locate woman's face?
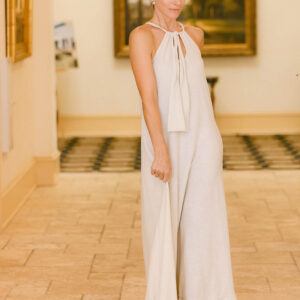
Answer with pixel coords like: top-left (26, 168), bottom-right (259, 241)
top-left (153, 0), bottom-right (185, 19)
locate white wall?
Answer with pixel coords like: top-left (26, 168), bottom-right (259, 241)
top-left (54, 0), bottom-right (300, 116)
top-left (0, 0), bottom-right (57, 190)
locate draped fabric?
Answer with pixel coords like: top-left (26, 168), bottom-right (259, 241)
top-left (167, 31), bottom-right (190, 132)
top-left (146, 21), bottom-right (190, 133)
top-left (139, 21), bottom-right (237, 300)
top-left (144, 22), bottom-right (190, 299)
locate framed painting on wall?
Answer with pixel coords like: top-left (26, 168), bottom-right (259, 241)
top-left (6, 0), bottom-right (32, 62)
top-left (114, 0), bottom-right (256, 57)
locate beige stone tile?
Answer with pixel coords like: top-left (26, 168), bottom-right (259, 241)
top-left (229, 224), bottom-right (282, 247)
top-left (0, 265), bottom-right (91, 281)
top-left (14, 207), bottom-right (60, 218)
top-left (264, 196), bottom-right (293, 211)
top-left (279, 224), bottom-right (300, 242)
top-left (83, 294), bottom-right (119, 300)
top-left (267, 274), bottom-right (300, 293)
top-left (7, 233), bottom-right (101, 244)
top-left (92, 254), bottom-right (144, 273)
top-left (291, 251), bottom-right (300, 270)
top-left (133, 212), bottom-right (141, 228)
top-left (120, 273), bottom-right (146, 300)
top-left (88, 272), bottom-right (124, 281)
top-left (109, 194), bottom-right (139, 205)
top-left (102, 214), bottom-right (135, 229)
top-left (231, 250), bottom-right (294, 264)
top-left (0, 236), bottom-right (9, 249)
top-left (6, 296), bottom-right (82, 300)
top-left (233, 276), bottom-right (270, 293)
top-left (231, 214), bottom-right (248, 223)
top-left (5, 239), bottom-right (67, 250)
top-left (240, 198), bottom-right (270, 210)
top-left (231, 246), bottom-right (257, 253)
top-left (127, 238), bottom-right (143, 259)
top-left (232, 264), bottom-right (300, 278)
top-left (115, 181), bottom-right (140, 194)
top-left (77, 212), bottom-right (109, 225)
top-left (245, 210), bottom-right (300, 225)
top-left (6, 280), bottom-right (50, 298)
top-left (11, 215), bottom-right (76, 226)
top-left (235, 293), bottom-right (265, 300)
top-left (67, 197), bottom-right (111, 209)
top-left (26, 249), bottom-right (94, 267)
top-left (255, 241), bottom-right (300, 252)
top-left (289, 196), bottom-right (300, 211)
top-left (0, 267), bottom-right (22, 281)
top-left (61, 198), bottom-right (111, 211)
top-left (235, 190), bottom-right (270, 201)
top-left (0, 281), bottom-right (15, 298)
top-left (65, 242), bottom-right (129, 255)
top-left (1, 220), bottom-right (49, 234)
top-left (77, 214), bottom-right (135, 229)
top-left (47, 278), bottom-right (122, 298)
top-left (101, 228), bottom-right (141, 243)
top-left (57, 205), bottom-right (108, 216)
top-left (263, 292), bottom-right (300, 300)
top-left (46, 223), bottom-right (104, 234)
top-left (0, 248), bottom-right (32, 266)
top-left (109, 202), bottom-right (140, 214)
top-left (227, 204), bottom-right (270, 218)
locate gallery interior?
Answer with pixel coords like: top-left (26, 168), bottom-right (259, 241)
top-left (0, 0), bottom-right (299, 299)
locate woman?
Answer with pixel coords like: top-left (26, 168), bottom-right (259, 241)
top-left (129, 0), bottom-right (237, 299)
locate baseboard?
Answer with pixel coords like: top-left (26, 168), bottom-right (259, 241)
top-left (35, 150), bottom-right (61, 186)
top-left (57, 113), bottom-right (300, 137)
top-left (0, 151), bottom-right (60, 230)
top-left (0, 160), bottom-right (36, 230)
top-left (216, 113), bottom-right (300, 135)
top-left (58, 115), bottom-right (141, 137)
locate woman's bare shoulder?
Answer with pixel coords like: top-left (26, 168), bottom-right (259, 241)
top-left (129, 24), bottom-right (156, 62)
top-left (129, 24), bottom-right (153, 48)
top-left (184, 24), bottom-right (204, 37)
top-left (184, 24), bottom-right (205, 50)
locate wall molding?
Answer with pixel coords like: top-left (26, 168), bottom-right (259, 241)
top-left (0, 151), bottom-right (60, 230)
top-left (35, 150), bottom-right (60, 186)
top-left (216, 113), bottom-right (300, 135)
top-left (58, 113), bottom-right (300, 137)
top-left (0, 159), bottom-right (36, 230)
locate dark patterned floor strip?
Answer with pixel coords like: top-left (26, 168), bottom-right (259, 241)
top-left (275, 134), bottom-right (300, 163)
top-left (58, 134), bottom-right (300, 172)
top-left (240, 135), bottom-right (269, 169)
top-left (93, 137), bottom-right (114, 171)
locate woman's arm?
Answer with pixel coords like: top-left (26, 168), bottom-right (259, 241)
top-left (129, 26), bottom-right (172, 183)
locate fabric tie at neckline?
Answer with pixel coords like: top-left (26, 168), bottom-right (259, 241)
top-left (146, 21), bottom-right (184, 34)
top-left (167, 30), bottom-right (190, 132)
top-left (146, 21), bottom-right (190, 132)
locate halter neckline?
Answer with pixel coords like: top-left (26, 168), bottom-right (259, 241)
top-left (146, 21), bottom-right (185, 34)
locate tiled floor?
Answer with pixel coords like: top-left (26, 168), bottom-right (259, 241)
top-left (0, 170), bottom-right (300, 299)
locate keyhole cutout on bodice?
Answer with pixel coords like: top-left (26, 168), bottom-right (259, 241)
top-left (172, 34), bottom-right (186, 60)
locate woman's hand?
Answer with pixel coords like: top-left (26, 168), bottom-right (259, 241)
top-left (151, 145), bottom-right (172, 183)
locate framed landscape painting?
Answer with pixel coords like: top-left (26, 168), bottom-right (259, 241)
top-left (6, 0), bottom-right (32, 62)
top-left (114, 0), bottom-right (256, 57)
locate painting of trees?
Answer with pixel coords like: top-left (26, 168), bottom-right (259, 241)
top-left (115, 0), bottom-right (256, 56)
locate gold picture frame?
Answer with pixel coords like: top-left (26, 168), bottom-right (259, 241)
top-left (114, 0), bottom-right (256, 57)
top-left (6, 0), bottom-right (32, 62)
